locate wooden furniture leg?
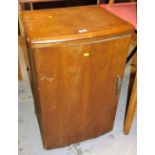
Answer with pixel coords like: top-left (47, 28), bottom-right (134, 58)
top-left (18, 61), bottom-right (22, 80)
top-left (30, 2), bottom-right (33, 10)
top-left (18, 2), bottom-right (25, 36)
top-left (123, 76), bottom-right (137, 134)
top-left (97, 0), bottom-right (100, 5)
top-left (109, 0), bottom-right (114, 6)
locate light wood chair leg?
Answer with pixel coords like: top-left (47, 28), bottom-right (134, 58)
top-left (97, 0), bottom-right (100, 5)
top-left (18, 2), bottom-right (25, 36)
top-left (30, 2), bottom-right (33, 10)
top-left (109, 0), bottom-right (115, 6)
top-left (18, 61), bottom-right (22, 80)
top-left (123, 76), bottom-right (137, 134)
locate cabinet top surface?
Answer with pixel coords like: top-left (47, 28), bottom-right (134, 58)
top-left (22, 5), bottom-right (134, 45)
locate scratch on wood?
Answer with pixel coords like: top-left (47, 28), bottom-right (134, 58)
top-left (40, 75), bottom-right (54, 82)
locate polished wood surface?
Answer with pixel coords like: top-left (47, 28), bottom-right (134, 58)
top-left (22, 6), bottom-right (134, 149)
top-left (21, 6), bottom-right (134, 46)
top-left (123, 76), bottom-right (137, 134)
top-left (32, 35), bottom-right (130, 149)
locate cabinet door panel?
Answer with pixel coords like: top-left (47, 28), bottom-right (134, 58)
top-left (32, 35), bottom-right (130, 148)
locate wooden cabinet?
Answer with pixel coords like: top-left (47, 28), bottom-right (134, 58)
top-left (22, 6), bottom-right (134, 149)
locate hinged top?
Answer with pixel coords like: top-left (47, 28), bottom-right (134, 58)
top-left (22, 5), bottom-right (134, 46)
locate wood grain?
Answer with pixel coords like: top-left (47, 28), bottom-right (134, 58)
top-left (22, 6), bottom-right (134, 149)
top-left (21, 6), bottom-right (134, 47)
top-left (29, 35), bottom-right (130, 149)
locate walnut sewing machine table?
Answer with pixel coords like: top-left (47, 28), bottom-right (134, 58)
top-left (21, 6), bottom-right (134, 149)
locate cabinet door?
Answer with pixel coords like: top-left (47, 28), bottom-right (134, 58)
top-left (32, 35), bottom-right (130, 149)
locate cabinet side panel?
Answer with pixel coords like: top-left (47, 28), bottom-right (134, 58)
top-left (27, 47), bottom-right (47, 147)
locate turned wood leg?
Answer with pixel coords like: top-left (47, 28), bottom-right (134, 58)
top-left (123, 76), bottom-right (137, 134)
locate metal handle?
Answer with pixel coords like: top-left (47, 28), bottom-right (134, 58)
top-left (115, 75), bottom-right (122, 96)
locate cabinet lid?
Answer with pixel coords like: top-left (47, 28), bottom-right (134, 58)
top-left (22, 6), bottom-right (134, 46)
